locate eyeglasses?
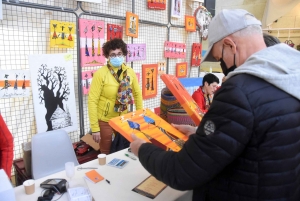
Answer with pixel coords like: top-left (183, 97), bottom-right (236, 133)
top-left (109, 52), bottom-right (123, 58)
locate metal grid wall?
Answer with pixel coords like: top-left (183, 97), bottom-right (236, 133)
top-left (0, 0), bottom-right (203, 175)
top-left (80, 1), bottom-right (132, 18)
top-left (0, 2), bottom-right (80, 175)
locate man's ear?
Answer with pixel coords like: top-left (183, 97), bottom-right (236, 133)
top-left (223, 38), bottom-right (237, 54)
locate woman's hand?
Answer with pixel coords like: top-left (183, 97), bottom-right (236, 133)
top-left (171, 123), bottom-right (197, 137)
top-left (92, 132), bottom-right (101, 143)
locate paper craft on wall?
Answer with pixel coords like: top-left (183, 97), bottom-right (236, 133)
top-left (164, 41), bottom-right (186, 58)
top-left (147, 0), bottom-right (166, 10)
top-left (109, 109), bottom-right (188, 152)
top-left (194, 5), bottom-right (212, 40)
top-left (29, 53), bottom-right (78, 133)
top-left (176, 62), bottom-right (187, 78)
top-left (82, 70), bottom-right (97, 95)
top-left (191, 43), bottom-right (202, 66)
top-left (185, 15), bottom-right (196, 32)
top-left (161, 74), bottom-right (203, 125)
top-left (158, 61), bottom-right (166, 75)
top-left (126, 12), bottom-right (139, 38)
top-left (50, 20), bottom-right (75, 48)
top-left (0, 70), bottom-right (30, 98)
top-left (142, 64), bottom-right (157, 99)
top-left (126, 43), bottom-right (146, 62)
top-left (79, 19), bottom-right (105, 67)
top-left (171, 0), bottom-right (182, 18)
top-left (107, 23), bottom-right (123, 41)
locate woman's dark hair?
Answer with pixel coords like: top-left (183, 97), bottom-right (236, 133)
top-left (102, 38), bottom-right (128, 58)
top-left (263, 33), bottom-right (281, 47)
top-left (202, 73), bottom-right (219, 86)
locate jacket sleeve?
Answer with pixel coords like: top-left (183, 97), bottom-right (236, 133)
top-left (130, 69), bottom-right (143, 110)
top-left (88, 70), bottom-right (103, 132)
top-left (192, 89), bottom-right (207, 113)
top-left (138, 84), bottom-right (254, 190)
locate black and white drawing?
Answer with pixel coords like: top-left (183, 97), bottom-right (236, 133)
top-left (29, 54), bottom-right (78, 133)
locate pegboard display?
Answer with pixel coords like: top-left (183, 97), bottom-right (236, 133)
top-left (135, 1), bottom-right (168, 25)
top-left (6, 0), bottom-right (78, 10)
top-left (0, 0), bottom-right (207, 177)
top-left (132, 23), bottom-right (168, 112)
top-left (80, 0), bottom-right (132, 18)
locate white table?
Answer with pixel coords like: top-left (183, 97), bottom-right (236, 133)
top-left (14, 149), bottom-right (192, 201)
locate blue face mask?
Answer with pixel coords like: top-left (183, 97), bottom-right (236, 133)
top-left (110, 56), bottom-right (124, 67)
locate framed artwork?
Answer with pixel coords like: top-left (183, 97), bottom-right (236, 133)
top-left (171, 0), bottom-right (182, 18)
top-left (161, 74), bottom-right (203, 125)
top-left (126, 11), bottom-right (139, 38)
top-left (79, 19), bottom-right (105, 67)
top-left (126, 43), bottom-right (146, 62)
top-left (82, 70), bottom-right (97, 95)
top-left (147, 0), bottom-right (166, 10)
top-left (107, 23), bottom-right (123, 41)
top-left (0, 70), bottom-right (30, 98)
top-left (176, 62), bottom-right (187, 78)
top-left (194, 5), bottom-right (212, 40)
top-left (185, 15), bottom-right (196, 32)
top-left (158, 61), bottom-right (166, 75)
top-left (108, 109), bottom-right (189, 152)
top-left (142, 64), bottom-right (158, 99)
top-left (191, 43), bottom-right (202, 66)
top-left (164, 41), bottom-right (186, 58)
top-left (29, 53), bottom-right (78, 133)
top-left (50, 20), bottom-right (75, 48)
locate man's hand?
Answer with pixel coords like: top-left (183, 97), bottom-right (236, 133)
top-left (130, 134), bottom-right (146, 156)
top-left (92, 132), bottom-right (101, 143)
top-left (171, 123), bottom-right (197, 137)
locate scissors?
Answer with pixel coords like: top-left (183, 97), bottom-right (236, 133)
top-left (77, 166), bottom-right (98, 171)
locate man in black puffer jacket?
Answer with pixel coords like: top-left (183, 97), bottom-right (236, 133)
top-left (130, 9), bottom-right (300, 201)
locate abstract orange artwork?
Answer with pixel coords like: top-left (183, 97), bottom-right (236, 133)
top-left (109, 109), bottom-right (188, 152)
top-left (185, 15), bottom-right (196, 32)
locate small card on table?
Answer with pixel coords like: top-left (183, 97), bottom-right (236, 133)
top-left (107, 158), bottom-right (129, 169)
top-left (85, 170), bottom-right (104, 183)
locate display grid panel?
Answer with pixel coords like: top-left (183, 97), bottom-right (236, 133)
top-left (0, 4), bottom-right (80, 161)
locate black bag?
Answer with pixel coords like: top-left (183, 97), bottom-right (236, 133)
top-left (110, 132), bottom-right (130, 154)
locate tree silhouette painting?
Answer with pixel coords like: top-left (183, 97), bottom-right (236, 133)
top-left (37, 64), bottom-right (72, 131)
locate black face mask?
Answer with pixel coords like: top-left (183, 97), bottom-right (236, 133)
top-left (220, 46), bottom-right (237, 76)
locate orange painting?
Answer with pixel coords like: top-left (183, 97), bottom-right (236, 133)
top-left (160, 74), bottom-right (203, 125)
top-left (185, 15), bottom-right (196, 32)
top-left (176, 62), bottom-right (187, 78)
top-left (108, 109), bottom-right (188, 152)
top-left (142, 64), bottom-right (157, 99)
top-left (126, 11), bottom-right (139, 38)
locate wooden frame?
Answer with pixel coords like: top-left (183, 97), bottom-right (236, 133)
top-left (126, 11), bottom-right (139, 38)
top-left (185, 15), bottom-right (196, 32)
top-left (142, 64), bottom-right (157, 99)
top-left (176, 62), bottom-right (187, 78)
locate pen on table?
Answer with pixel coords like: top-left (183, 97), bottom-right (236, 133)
top-left (125, 153), bottom-right (137, 160)
top-left (106, 179), bottom-right (110, 185)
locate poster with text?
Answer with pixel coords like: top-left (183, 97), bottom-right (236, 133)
top-left (29, 53), bottom-right (78, 133)
top-left (79, 19), bottom-right (105, 67)
top-left (0, 70), bottom-right (30, 98)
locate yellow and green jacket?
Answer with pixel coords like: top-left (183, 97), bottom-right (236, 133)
top-left (88, 63), bottom-right (143, 133)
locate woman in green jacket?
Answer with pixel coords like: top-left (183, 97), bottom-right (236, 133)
top-left (88, 38), bottom-right (143, 154)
